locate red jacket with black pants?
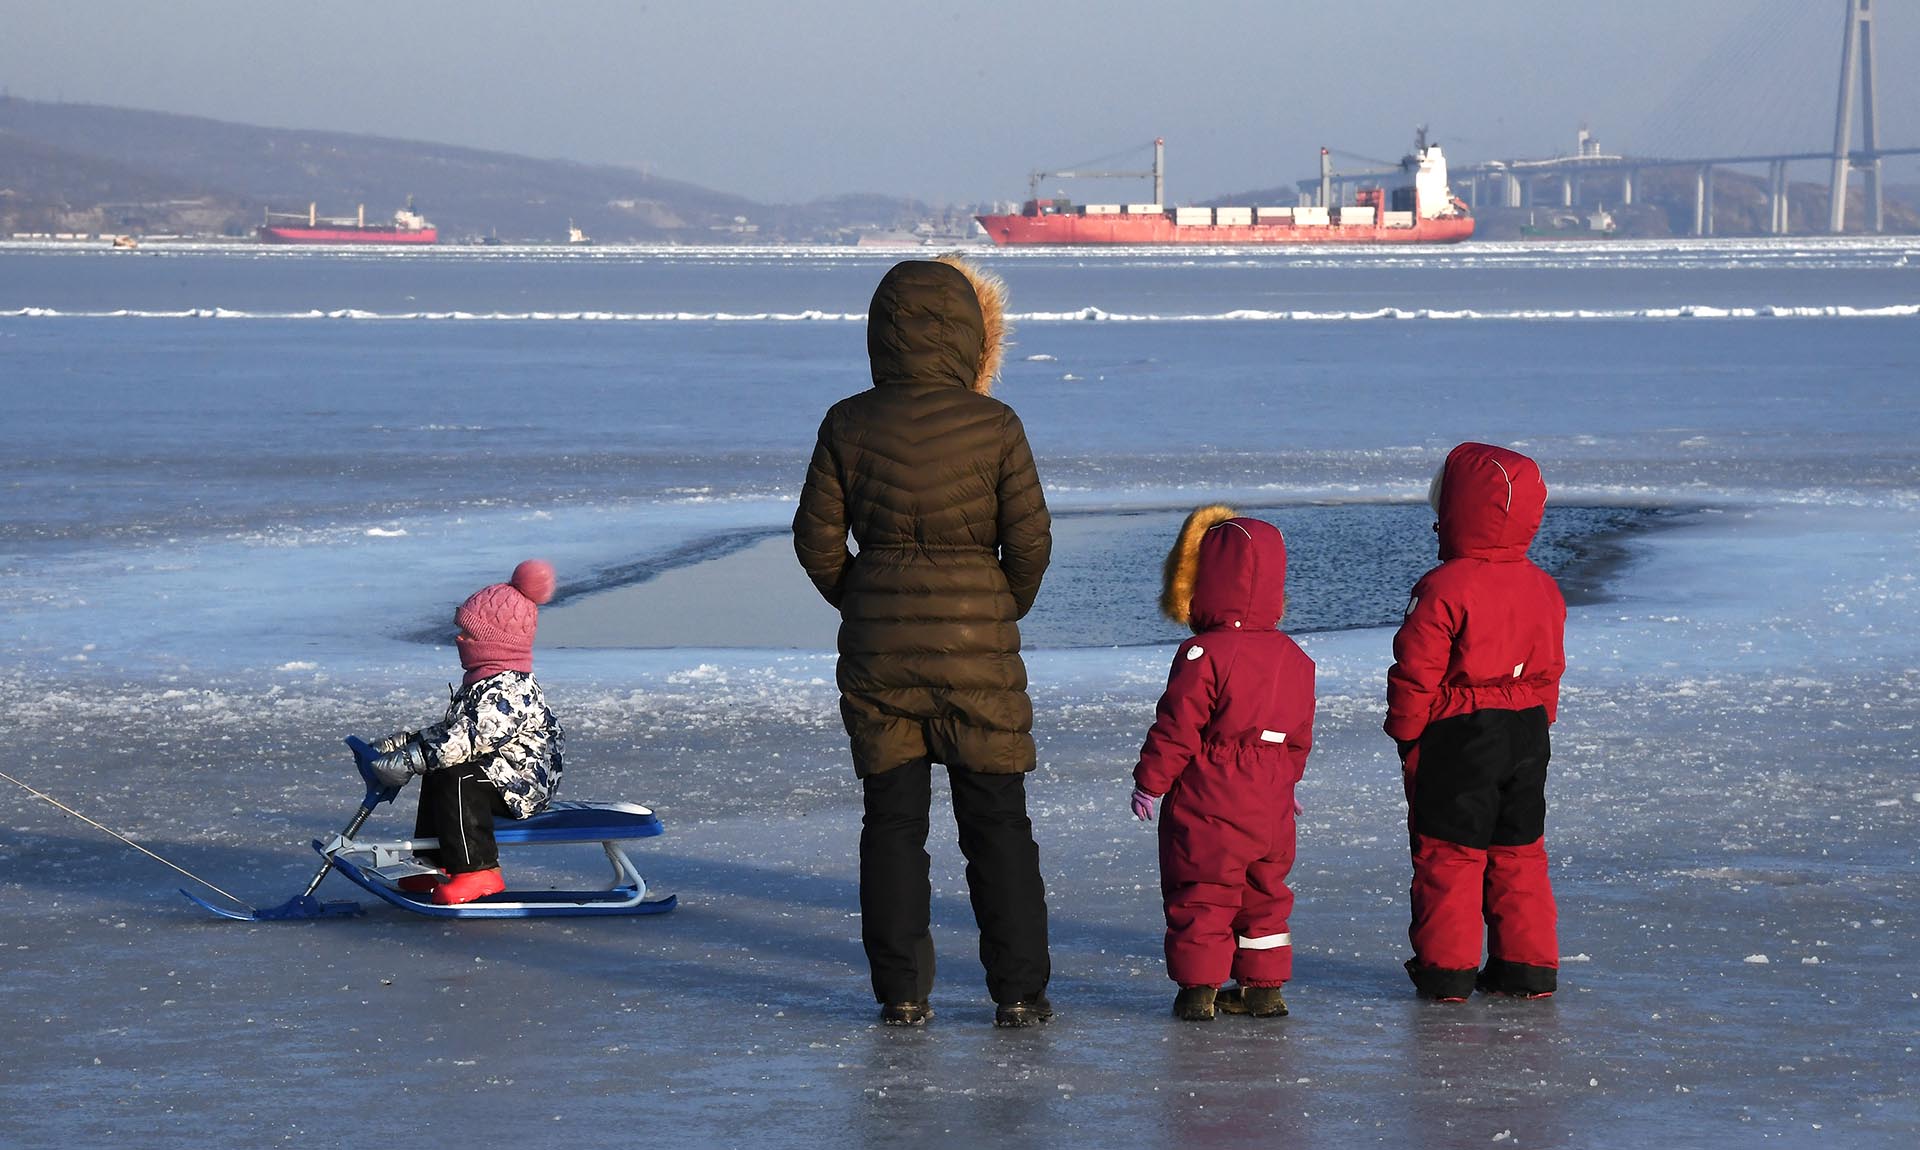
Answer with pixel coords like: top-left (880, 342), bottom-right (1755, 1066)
top-left (1136, 515), bottom-right (1315, 990)
top-left (1386, 442), bottom-right (1566, 1000)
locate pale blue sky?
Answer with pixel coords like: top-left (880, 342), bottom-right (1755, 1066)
top-left (2, 0), bottom-right (1913, 203)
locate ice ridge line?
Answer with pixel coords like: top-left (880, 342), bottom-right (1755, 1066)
top-left (2, 304), bottom-right (1917, 322)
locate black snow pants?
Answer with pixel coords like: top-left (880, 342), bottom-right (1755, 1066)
top-left (1406, 706), bottom-right (1558, 998)
top-left (415, 765), bottom-right (511, 874)
top-left (860, 758), bottom-right (1051, 1006)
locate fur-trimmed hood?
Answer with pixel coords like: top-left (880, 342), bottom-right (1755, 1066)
top-left (1160, 505), bottom-right (1287, 634)
top-left (866, 256), bottom-right (1008, 395)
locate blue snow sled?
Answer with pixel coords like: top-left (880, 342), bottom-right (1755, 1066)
top-left (323, 799), bottom-right (678, 919)
top-left (184, 738), bottom-right (676, 921)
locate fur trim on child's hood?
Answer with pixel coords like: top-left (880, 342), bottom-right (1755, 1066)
top-left (1160, 504), bottom-right (1239, 627)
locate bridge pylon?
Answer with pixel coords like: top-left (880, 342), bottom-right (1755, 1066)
top-left (1830, 0), bottom-right (1883, 234)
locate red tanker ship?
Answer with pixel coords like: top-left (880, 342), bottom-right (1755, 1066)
top-left (977, 136), bottom-right (1472, 246)
top-left (257, 201), bottom-right (438, 245)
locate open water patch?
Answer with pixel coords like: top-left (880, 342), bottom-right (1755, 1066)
top-left (531, 502), bottom-right (1682, 651)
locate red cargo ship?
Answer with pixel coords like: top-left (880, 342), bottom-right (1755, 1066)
top-left (977, 136), bottom-right (1472, 246)
top-left (257, 201), bottom-right (438, 245)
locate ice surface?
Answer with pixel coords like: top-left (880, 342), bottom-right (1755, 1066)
top-left (2, 246), bottom-right (1917, 1148)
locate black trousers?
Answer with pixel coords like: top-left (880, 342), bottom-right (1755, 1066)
top-left (414, 765), bottom-right (511, 874)
top-left (860, 759), bottom-right (1051, 1006)
top-left (1412, 706), bottom-right (1551, 849)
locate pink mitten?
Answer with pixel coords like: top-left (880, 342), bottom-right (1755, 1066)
top-left (1130, 786), bottom-right (1160, 822)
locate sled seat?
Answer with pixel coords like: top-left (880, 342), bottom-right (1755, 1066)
top-left (492, 801), bottom-right (664, 846)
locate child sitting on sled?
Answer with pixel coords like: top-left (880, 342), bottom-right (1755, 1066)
top-left (352, 559), bottom-right (566, 906)
top-left (1130, 507), bottom-right (1315, 1021)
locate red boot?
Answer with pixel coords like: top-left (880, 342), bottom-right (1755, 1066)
top-left (396, 869), bottom-right (448, 894)
top-left (432, 868), bottom-right (505, 906)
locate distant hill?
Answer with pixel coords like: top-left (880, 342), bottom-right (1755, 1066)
top-left (0, 97), bottom-right (953, 242)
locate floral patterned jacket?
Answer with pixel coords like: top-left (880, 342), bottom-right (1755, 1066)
top-left (378, 670), bottom-right (564, 819)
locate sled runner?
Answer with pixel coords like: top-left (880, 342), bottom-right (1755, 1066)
top-left (322, 800), bottom-right (677, 919)
top-left (184, 739), bottom-right (676, 921)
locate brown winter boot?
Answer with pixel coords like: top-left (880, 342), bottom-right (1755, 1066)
top-left (1172, 985), bottom-right (1217, 1021)
top-left (1216, 984), bottom-right (1289, 1018)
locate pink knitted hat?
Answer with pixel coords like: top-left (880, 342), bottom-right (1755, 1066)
top-left (453, 559), bottom-right (556, 685)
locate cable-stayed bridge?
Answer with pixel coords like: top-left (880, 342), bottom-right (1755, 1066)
top-left (1320, 1), bottom-right (1914, 235)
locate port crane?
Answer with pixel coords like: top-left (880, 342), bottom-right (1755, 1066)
top-left (1028, 139), bottom-right (1166, 204)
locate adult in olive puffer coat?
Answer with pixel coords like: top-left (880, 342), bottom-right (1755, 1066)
top-left (794, 257), bottom-right (1054, 1026)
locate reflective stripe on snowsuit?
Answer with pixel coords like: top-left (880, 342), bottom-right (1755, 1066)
top-left (1159, 739), bottom-right (1302, 987)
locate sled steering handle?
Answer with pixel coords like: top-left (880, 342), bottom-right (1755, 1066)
top-left (291, 738), bottom-right (403, 903)
top-left (298, 792), bottom-right (386, 901)
top-left (343, 736), bottom-right (405, 807)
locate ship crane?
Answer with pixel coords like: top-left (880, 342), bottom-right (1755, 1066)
top-left (1325, 148), bottom-right (1401, 170)
top-left (1028, 138), bottom-right (1165, 205)
top-left (1315, 147), bottom-right (1403, 206)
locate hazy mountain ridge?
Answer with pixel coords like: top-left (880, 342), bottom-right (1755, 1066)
top-left (0, 98), bottom-right (941, 242)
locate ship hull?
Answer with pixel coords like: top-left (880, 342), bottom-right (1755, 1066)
top-left (257, 226), bottom-right (438, 245)
top-left (975, 214), bottom-right (1473, 245)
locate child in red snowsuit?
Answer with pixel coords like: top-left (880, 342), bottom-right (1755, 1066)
top-left (1132, 506), bottom-right (1315, 1021)
top-left (1386, 443), bottom-right (1567, 1001)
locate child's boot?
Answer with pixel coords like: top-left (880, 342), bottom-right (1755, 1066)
top-left (1405, 958), bottom-right (1474, 1002)
top-left (396, 873), bottom-right (445, 894)
top-left (1172, 985), bottom-right (1217, 1021)
top-left (433, 868), bottom-right (505, 905)
top-left (1476, 959), bottom-right (1557, 999)
top-left (1217, 984), bottom-right (1289, 1017)
top-left (395, 864), bottom-right (448, 894)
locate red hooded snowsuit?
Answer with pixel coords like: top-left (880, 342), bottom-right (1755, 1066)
top-left (1136, 517), bottom-right (1315, 989)
top-left (1386, 442), bottom-right (1566, 999)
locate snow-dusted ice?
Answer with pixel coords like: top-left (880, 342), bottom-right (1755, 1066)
top-left (1, 242), bottom-right (1916, 1148)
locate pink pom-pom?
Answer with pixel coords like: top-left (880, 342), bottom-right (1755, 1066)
top-left (510, 559), bottom-right (556, 605)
